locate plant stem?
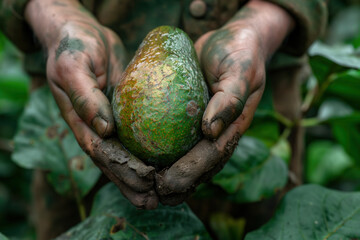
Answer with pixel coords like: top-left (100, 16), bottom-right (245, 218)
top-left (272, 112), bottom-right (294, 128)
top-left (301, 83), bottom-right (318, 113)
top-left (313, 73), bottom-right (336, 104)
top-left (300, 118), bottom-right (324, 127)
top-left (301, 72), bottom-right (337, 114)
top-left (279, 127), bottom-right (291, 142)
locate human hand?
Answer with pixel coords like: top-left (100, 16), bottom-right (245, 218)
top-left (25, 0), bottom-right (158, 209)
top-left (156, 0), bottom-right (294, 205)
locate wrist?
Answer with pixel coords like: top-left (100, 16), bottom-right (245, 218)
top-left (224, 0), bottom-right (295, 60)
top-left (24, 0), bottom-right (97, 48)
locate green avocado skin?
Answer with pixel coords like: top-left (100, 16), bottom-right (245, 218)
top-left (112, 26), bottom-right (209, 168)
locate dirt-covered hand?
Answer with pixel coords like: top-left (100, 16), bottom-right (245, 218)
top-left (25, 0), bottom-right (158, 209)
top-left (156, 0), bottom-right (295, 205)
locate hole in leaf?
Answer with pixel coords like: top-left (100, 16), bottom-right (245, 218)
top-left (46, 125), bottom-right (59, 139)
top-left (69, 156), bottom-right (86, 170)
top-left (110, 217), bottom-right (126, 233)
top-left (60, 129), bottom-right (69, 139)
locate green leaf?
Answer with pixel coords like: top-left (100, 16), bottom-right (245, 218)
top-left (314, 99), bottom-right (360, 165)
top-left (318, 98), bottom-right (360, 123)
top-left (0, 232), bottom-right (9, 240)
top-left (309, 42), bottom-right (360, 70)
top-left (352, 33), bottom-right (360, 48)
top-left (245, 185), bottom-right (360, 240)
top-left (245, 120), bottom-right (280, 148)
top-left (306, 141), bottom-right (353, 185)
top-left (0, 33), bottom-right (5, 53)
top-left (55, 183), bottom-right (211, 240)
top-left (212, 136), bottom-right (288, 203)
top-left (210, 213), bottom-right (245, 240)
top-left (332, 123), bottom-right (360, 166)
top-left (270, 138), bottom-right (291, 164)
top-left (326, 70), bottom-right (360, 106)
top-left (12, 86), bottom-right (101, 197)
top-left (308, 42), bottom-right (360, 87)
top-left (0, 77), bottom-right (29, 115)
top-left (256, 80), bottom-right (274, 111)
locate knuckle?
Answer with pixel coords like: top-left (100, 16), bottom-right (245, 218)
top-left (251, 66), bottom-right (266, 91)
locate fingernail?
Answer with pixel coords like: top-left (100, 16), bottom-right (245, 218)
top-left (92, 116), bottom-right (109, 137)
top-left (210, 119), bottom-right (224, 139)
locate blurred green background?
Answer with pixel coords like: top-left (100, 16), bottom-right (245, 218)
top-left (0, 31), bottom-right (34, 239)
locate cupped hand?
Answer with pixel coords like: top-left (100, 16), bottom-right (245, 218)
top-left (25, 0), bottom-right (158, 209)
top-left (156, 25), bottom-right (266, 206)
top-left (156, 0), bottom-right (294, 205)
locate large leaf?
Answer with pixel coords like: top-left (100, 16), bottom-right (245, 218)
top-left (326, 70), bottom-right (360, 106)
top-left (245, 184), bottom-right (360, 240)
top-left (12, 86), bottom-right (101, 197)
top-left (0, 233), bottom-right (8, 240)
top-left (308, 42), bottom-right (360, 88)
top-left (56, 183), bottom-right (210, 240)
top-left (315, 99), bottom-right (360, 164)
top-left (306, 141), bottom-right (353, 185)
top-left (318, 98), bottom-right (360, 123)
top-left (0, 77), bottom-right (29, 115)
top-left (309, 42), bottom-right (360, 70)
top-left (209, 213), bottom-right (245, 240)
top-left (0, 32), bottom-right (30, 115)
top-left (245, 120), bottom-right (280, 148)
top-left (332, 123), bottom-right (360, 165)
top-left (212, 136), bottom-right (288, 203)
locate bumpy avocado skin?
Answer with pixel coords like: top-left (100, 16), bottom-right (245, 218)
top-left (112, 26), bottom-right (209, 168)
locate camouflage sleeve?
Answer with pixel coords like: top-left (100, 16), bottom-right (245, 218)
top-left (265, 0), bottom-right (328, 56)
top-left (0, 0), bottom-right (39, 52)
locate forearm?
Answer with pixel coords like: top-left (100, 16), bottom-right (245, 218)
top-left (224, 0), bottom-right (295, 60)
top-left (24, 0), bottom-right (98, 48)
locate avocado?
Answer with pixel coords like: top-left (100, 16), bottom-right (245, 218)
top-left (112, 26), bottom-right (209, 168)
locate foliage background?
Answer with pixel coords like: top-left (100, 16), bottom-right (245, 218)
top-left (0, 0), bottom-right (360, 239)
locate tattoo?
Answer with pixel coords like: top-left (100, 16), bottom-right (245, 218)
top-left (55, 35), bottom-right (85, 60)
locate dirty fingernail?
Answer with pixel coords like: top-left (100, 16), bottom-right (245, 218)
top-left (92, 116), bottom-right (109, 137)
top-left (210, 119), bottom-right (224, 139)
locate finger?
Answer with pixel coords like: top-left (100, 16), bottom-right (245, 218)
top-left (105, 30), bottom-right (128, 99)
top-left (92, 150), bottom-right (158, 209)
top-left (216, 85), bottom-right (264, 150)
top-left (202, 57), bottom-right (264, 140)
top-left (53, 54), bottom-right (114, 138)
top-left (91, 138), bottom-right (155, 192)
top-left (49, 81), bottom-right (156, 191)
top-left (194, 31), bottom-right (214, 58)
top-left (156, 87), bottom-right (264, 196)
top-left (156, 139), bottom-right (222, 195)
top-left (48, 77), bottom-right (99, 154)
top-left (106, 30), bottom-right (128, 87)
top-left (92, 148), bottom-right (158, 210)
top-left (156, 188), bottom-right (190, 206)
top-left (113, 181), bottom-right (158, 210)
